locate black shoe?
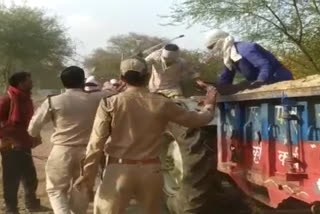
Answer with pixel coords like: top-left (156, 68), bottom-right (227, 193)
top-left (26, 205), bottom-right (52, 213)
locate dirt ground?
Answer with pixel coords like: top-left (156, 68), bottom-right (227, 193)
top-left (0, 125), bottom-right (169, 214)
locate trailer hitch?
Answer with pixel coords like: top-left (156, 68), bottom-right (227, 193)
top-left (281, 105), bottom-right (307, 180)
top-left (282, 105), bottom-right (298, 173)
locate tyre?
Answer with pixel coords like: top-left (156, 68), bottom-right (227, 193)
top-left (311, 202), bottom-right (320, 214)
top-left (161, 123), bottom-right (217, 214)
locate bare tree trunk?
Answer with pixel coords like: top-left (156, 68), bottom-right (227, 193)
top-left (312, 0), bottom-right (320, 16)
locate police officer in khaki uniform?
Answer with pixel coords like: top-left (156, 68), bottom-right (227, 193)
top-left (28, 66), bottom-right (116, 214)
top-left (74, 58), bottom-right (217, 214)
top-left (146, 44), bottom-right (200, 98)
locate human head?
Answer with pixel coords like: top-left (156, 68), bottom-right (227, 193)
top-left (161, 44), bottom-right (180, 64)
top-left (9, 71), bottom-right (33, 92)
top-left (204, 29), bottom-right (241, 69)
top-left (60, 66), bottom-right (85, 89)
top-left (205, 29), bottom-right (229, 50)
top-left (120, 58), bottom-right (148, 87)
top-left (84, 75), bottom-right (101, 92)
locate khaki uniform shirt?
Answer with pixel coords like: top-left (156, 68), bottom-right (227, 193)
top-left (145, 50), bottom-right (200, 95)
top-left (28, 89), bottom-right (113, 146)
top-left (82, 87), bottom-right (213, 179)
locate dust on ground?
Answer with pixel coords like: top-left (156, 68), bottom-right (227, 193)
top-left (0, 124), bottom-right (169, 214)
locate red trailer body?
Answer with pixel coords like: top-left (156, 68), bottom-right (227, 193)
top-left (216, 80), bottom-right (320, 211)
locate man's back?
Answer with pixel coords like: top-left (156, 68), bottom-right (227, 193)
top-left (29, 89), bottom-right (103, 146)
top-left (101, 87), bottom-right (212, 160)
top-left (106, 87), bottom-right (168, 159)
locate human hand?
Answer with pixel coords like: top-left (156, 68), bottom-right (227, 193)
top-left (73, 175), bottom-right (88, 191)
top-left (73, 175), bottom-right (94, 202)
top-left (196, 79), bottom-right (217, 107)
top-left (115, 80), bottom-right (127, 92)
top-left (196, 80), bottom-right (215, 92)
top-left (203, 87), bottom-right (217, 106)
top-left (249, 80), bottom-right (264, 89)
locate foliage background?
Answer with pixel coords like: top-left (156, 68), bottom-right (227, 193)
top-left (2, 1), bottom-right (320, 92)
top-left (166, 0), bottom-right (320, 78)
top-left (0, 4), bottom-right (74, 91)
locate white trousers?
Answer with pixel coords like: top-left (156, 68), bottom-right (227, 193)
top-left (45, 145), bottom-right (89, 214)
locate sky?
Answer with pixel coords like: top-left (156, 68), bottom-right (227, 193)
top-left (3, 0), bottom-right (209, 59)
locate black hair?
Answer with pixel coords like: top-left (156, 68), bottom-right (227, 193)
top-left (9, 72), bottom-right (31, 87)
top-left (164, 44), bottom-right (179, 51)
top-left (120, 57), bottom-right (149, 86)
top-left (121, 71), bottom-right (149, 86)
top-left (60, 66), bottom-right (85, 89)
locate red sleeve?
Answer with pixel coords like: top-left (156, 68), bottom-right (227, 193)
top-left (0, 95), bottom-right (10, 123)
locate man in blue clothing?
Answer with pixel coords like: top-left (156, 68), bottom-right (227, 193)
top-left (203, 29), bottom-right (293, 92)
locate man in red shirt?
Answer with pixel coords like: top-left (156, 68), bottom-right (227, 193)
top-left (0, 72), bottom-right (46, 214)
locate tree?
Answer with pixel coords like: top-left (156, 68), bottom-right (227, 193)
top-left (84, 48), bottom-right (121, 80)
top-left (0, 4), bottom-right (74, 90)
top-left (107, 32), bottom-right (165, 57)
top-left (84, 33), bottom-right (166, 80)
top-left (166, 0), bottom-right (320, 76)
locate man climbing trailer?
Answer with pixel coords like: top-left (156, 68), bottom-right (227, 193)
top-left (202, 29), bottom-right (293, 94)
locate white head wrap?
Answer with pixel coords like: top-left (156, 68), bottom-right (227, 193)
top-left (161, 44), bottom-right (180, 64)
top-left (204, 29), bottom-right (242, 70)
top-left (84, 75), bottom-right (101, 92)
top-left (110, 79), bottom-right (118, 85)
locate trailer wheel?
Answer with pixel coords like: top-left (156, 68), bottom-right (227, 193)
top-left (311, 202), bottom-right (320, 214)
top-left (161, 124), bottom-right (217, 214)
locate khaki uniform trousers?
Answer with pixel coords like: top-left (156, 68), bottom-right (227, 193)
top-left (46, 145), bottom-right (89, 214)
top-left (94, 163), bottom-right (163, 214)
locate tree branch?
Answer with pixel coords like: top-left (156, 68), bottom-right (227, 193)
top-left (293, 0), bottom-right (303, 42)
top-left (246, 11), bottom-right (320, 72)
top-left (252, 1), bottom-right (319, 72)
top-left (263, 1), bottom-right (289, 33)
top-left (312, 0), bottom-right (320, 15)
top-left (169, 0), bottom-right (320, 72)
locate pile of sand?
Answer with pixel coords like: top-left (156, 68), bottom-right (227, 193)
top-left (239, 75), bottom-right (320, 94)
